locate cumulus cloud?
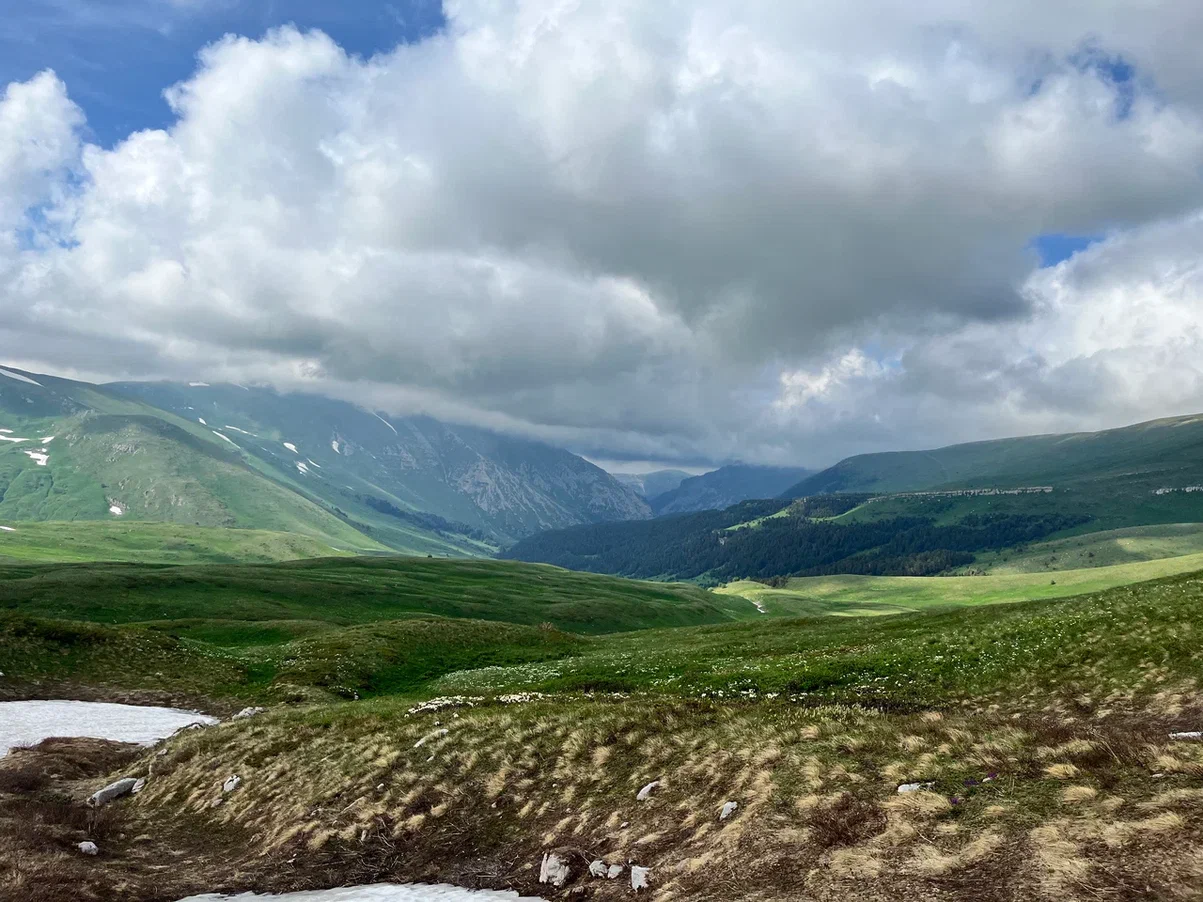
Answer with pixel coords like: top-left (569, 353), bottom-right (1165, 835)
top-left (5, 1), bottom-right (1203, 467)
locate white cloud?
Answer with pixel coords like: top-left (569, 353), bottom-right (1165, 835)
top-left (6, 3), bottom-right (1203, 467)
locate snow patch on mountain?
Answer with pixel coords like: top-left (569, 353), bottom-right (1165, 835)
top-left (0, 367), bottom-right (41, 386)
top-left (212, 431), bottom-right (237, 446)
top-left (283, 442), bottom-right (298, 453)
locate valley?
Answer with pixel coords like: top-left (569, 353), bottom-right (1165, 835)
top-left (7, 390), bottom-right (1203, 901)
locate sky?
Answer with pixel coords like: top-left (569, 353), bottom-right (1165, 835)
top-left (5, 1), bottom-right (1203, 471)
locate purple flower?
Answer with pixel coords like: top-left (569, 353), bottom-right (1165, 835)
top-left (950, 797), bottom-right (962, 805)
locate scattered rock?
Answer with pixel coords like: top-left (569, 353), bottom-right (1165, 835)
top-left (88, 777), bottom-right (138, 807)
top-left (222, 775), bottom-right (241, 793)
top-left (209, 798), bottom-right (224, 808)
top-left (414, 729), bottom-right (449, 748)
top-left (607, 864), bottom-right (624, 880)
top-left (636, 780), bottom-right (661, 801)
top-left (539, 852), bottom-right (571, 887)
top-left (77, 841), bottom-right (98, 856)
top-left (1170, 731), bottom-right (1202, 740)
top-left (720, 801), bottom-right (738, 820)
top-left (233, 707), bottom-right (265, 720)
top-left (631, 865), bottom-right (650, 891)
top-left (131, 778), bottom-right (147, 794)
top-left (897, 782), bottom-right (931, 794)
top-left (589, 860), bottom-right (608, 878)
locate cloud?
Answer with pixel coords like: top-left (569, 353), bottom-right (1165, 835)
top-left (5, 3), bottom-right (1203, 467)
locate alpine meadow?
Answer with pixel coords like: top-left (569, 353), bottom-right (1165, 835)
top-left (6, 3), bottom-right (1203, 902)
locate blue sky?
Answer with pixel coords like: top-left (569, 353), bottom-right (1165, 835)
top-left (1, 0), bottom-right (444, 147)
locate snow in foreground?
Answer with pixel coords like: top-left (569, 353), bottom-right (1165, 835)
top-left (0, 700), bottom-right (218, 757)
top-left (176, 884), bottom-right (546, 901)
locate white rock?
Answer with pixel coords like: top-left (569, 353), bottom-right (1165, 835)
top-left (1170, 731), bottom-right (1202, 740)
top-left (588, 860), bottom-right (607, 878)
top-left (77, 841), bottom-right (98, 855)
top-left (223, 775), bottom-right (241, 793)
top-left (233, 707), bottom-right (265, 720)
top-left (636, 780), bottom-right (660, 801)
top-left (630, 865), bottom-right (650, 891)
top-left (896, 782), bottom-right (930, 793)
top-left (88, 777), bottom-right (138, 807)
top-left (539, 852), bottom-right (571, 887)
top-left (132, 778), bottom-right (146, 794)
top-left (719, 801), bottom-right (738, 820)
top-left (414, 729), bottom-right (449, 748)
top-left (606, 864), bottom-right (624, 879)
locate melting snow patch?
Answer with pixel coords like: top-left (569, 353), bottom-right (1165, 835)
top-left (175, 885), bottom-right (547, 901)
top-left (0, 701), bottom-right (217, 757)
top-left (283, 442), bottom-right (298, 453)
top-left (0, 428), bottom-right (10, 433)
top-left (373, 412), bottom-right (398, 435)
top-left (1170, 731), bottom-right (1202, 740)
top-left (539, 852), bottom-right (570, 887)
top-left (198, 417), bottom-right (207, 425)
top-left (0, 367), bottom-right (41, 386)
top-left (0, 526), bottom-right (15, 532)
top-left (0, 435), bottom-right (29, 443)
top-left (307, 458), bottom-right (321, 468)
top-left (212, 431), bottom-right (237, 446)
top-left (296, 461), bottom-right (309, 475)
top-left (331, 440), bottom-right (341, 454)
top-left (223, 425), bottom-right (255, 436)
top-left (23, 449), bottom-right (49, 466)
top-left (188, 382), bottom-right (210, 387)
top-left (109, 504), bottom-right (124, 516)
top-left (40, 436), bottom-right (54, 443)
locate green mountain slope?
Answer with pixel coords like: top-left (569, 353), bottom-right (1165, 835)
top-left (783, 412), bottom-right (1203, 497)
top-left (108, 380), bottom-right (651, 544)
top-left (0, 367), bottom-right (393, 553)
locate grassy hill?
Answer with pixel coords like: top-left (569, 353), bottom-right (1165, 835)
top-left (12, 561), bottom-right (1203, 901)
top-left (0, 521), bottom-right (359, 565)
top-left (0, 556), bottom-right (752, 643)
top-left (956, 522), bottom-right (1203, 573)
top-left (784, 411), bottom-right (1203, 498)
top-left (715, 551), bottom-right (1203, 617)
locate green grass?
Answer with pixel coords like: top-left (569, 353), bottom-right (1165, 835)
top-left (958, 522), bottom-right (1203, 573)
top-left (0, 520), bottom-right (359, 565)
top-left (437, 568), bottom-right (1203, 706)
top-left (0, 556), bottom-right (753, 641)
top-left (715, 552), bottom-right (1203, 617)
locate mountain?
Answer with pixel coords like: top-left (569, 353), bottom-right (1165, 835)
top-left (0, 366), bottom-right (389, 553)
top-left (0, 366), bottom-right (650, 555)
top-left (649, 464), bottom-right (812, 515)
top-left (782, 412), bottom-right (1203, 498)
top-left (108, 380), bottom-right (650, 544)
top-left (613, 469), bottom-right (691, 498)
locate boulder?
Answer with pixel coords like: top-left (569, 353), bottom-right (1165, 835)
top-left (233, 707), bottom-right (265, 720)
top-left (88, 777), bottom-right (138, 807)
top-left (719, 801), bottom-right (738, 820)
top-left (631, 865), bottom-right (650, 891)
top-left (77, 841), bottom-right (98, 856)
top-left (222, 775), bottom-right (241, 793)
top-left (589, 860), bottom-right (608, 878)
top-left (539, 851), bottom-right (571, 887)
top-left (607, 864), bottom-right (624, 880)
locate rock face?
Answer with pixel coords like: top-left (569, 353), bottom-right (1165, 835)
top-left (539, 852), bottom-right (571, 887)
top-left (88, 777), bottom-right (138, 807)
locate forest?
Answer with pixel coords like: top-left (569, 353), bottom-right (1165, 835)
top-left (503, 497), bottom-right (1089, 582)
